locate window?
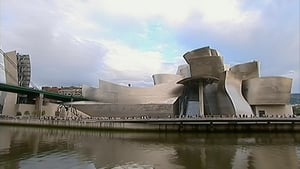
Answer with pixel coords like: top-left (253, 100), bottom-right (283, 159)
top-left (258, 110), bottom-right (265, 117)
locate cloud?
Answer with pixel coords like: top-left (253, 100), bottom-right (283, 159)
top-left (91, 39), bottom-right (181, 86)
top-left (0, 0), bottom-right (299, 92)
top-left (0, 0), bottom-right (105, 87)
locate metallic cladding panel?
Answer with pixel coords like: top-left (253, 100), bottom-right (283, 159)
top-left (242, 77), bottom-right (292, 105)
top-left (72, 103), bottom-right (174, 118)
top-left (183, 47), bottom-right (224, 79)
top-left (183, 46), bottom-right (211, 62)
top-left (152, 74), bottom-right (183, 85)
top-left (186, 55), bottom-right (224, 79)
top-left (176, 64), bottom-right (191, 78)
top-left (230, 61), bottom-right (260, 80)
top-left (217, 72), bottom-right (235, 116)
top-left (204, 83), bottom-right (219, 115)
top-left (83, 79), bottom-right (184, 104)
top-left (3, 51), bottom-right (18, 85)
top-left (2, 51), bottom-right (18, 115)
top-left (80, 46), bottom-right (293, 118)
top-left (224, 71), bottom-right (253, 116)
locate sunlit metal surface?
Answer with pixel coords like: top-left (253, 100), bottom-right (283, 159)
top-left (77, 75), bottom-right (184, 117)
top-left (83, 78), bottom-right (183, 104)
top-left (74, 46), bottom-right (293, 117)
top-left (216, 62), bottom-right (260, 116)
top-left (243, 77), bottom-right (292, 105)
top-left (183, 47), bottom-right (224, 79)
top-left (152, 74), bottom-right (183, 85)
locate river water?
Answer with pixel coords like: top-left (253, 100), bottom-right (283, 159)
top-left (0, 126), bottom-right (299, 169)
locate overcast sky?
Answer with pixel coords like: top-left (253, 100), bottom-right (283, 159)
top-left (0, 0), bottom-right (299, 92)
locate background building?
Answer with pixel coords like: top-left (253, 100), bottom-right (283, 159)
top-left (58, 87), bottom-right (82, 96)
top-left (16, 53), bottom-right (31, 103)
top-left (42, 86), bottom-right (82, 96)
top-left (17, 53), bottom-right (31, 87)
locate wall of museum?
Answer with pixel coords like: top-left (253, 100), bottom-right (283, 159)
top-left (15, 103), bottom-right (56, 116)
top-left (253, 105), bottom-right (293, 116)
top-left (7, 103), bottom-right (89, 118)
top-left (73, 103), bottom-right (175, 118)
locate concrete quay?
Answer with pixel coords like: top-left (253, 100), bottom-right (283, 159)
top-left (1, 117), bottom-right (300, 132)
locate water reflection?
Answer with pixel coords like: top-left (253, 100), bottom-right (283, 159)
top-left (0, 126), bottom-right (299, 169)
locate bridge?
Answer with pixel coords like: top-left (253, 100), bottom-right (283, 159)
top-left (0, 48), bottom-right (88, 102)
top-left (0, 49), bottom-right (91, 117)
top-left (0, 83), bottom-right (88, 102)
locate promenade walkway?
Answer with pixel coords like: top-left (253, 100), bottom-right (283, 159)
top-left (1, 116), bottom-right (300, 132)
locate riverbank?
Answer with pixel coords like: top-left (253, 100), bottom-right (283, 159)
top-left (1, 117), bottom-right (300, 132)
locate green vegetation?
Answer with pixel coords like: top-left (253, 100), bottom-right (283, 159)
top-left (293, 105), bottom-right (300, 116)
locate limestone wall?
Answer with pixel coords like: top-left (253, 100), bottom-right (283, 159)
top-left (253, 105), bottom-right (293, 116)
top-left (72, 102), bottom-right (175, 118)
top-left (13, 103), bottom-right (89, 118)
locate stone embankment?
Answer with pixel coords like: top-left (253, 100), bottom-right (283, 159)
top-left (1, 116), bottom-right (300, 132)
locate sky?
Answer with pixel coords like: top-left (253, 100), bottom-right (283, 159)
top-left (0, 0), bottom-right (299, 92)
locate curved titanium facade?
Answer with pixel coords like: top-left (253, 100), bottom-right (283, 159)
top-left (183, 47), bottom-right (224, 79)
top-left (220, 62), bottom-right (260, 116)
top-left (242, 77), bottom-right (292, 105)
top-left (2, 51), bottom-right (18, 115)
top-left (76, 74), bottom-right (184, 117)
top-left (152, 74), bottom-right (183, 85)
top-left (83, 78), bottom-right (184, 104)
top-left (216, 72), bottom-right (235, 116)
top-left (230, 61), bottom-right (260, 80)
top-left (176, 64), bottom-right (191, 78)
top-left (222, 71), bottom-right (253, 116)
top-left (74, 46), bottom-right (293, 117)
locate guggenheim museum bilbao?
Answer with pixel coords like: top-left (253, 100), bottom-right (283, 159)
top-left (71, 46), bottom-right (293, 118)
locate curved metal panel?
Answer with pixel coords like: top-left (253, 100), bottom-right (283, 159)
top-left (230, 61), bottom-right (260, 80)
top-left (71, 102), bottom-right (176, 118)
top-left (212, 61), bottom-right (261, 116)
top-left (242, 77), bottom-right (292, 105)
top-left (188, 55), bottom-right (224, 79)
top-left (83, 79), bottom-right (184, 104)
top-left (216, 72), bottom-right (235, 116)
top-left (152, 74), bottom-right (183, 85)
top-left (183, 46), bottom-right (215, 59)
top-left (183, 47), bottom-right (224, 79)
top-left (203, 83), bottom-right (219, 115)
top-left (176, 64), bottom-right (191, 78)
top-left (224, 71), bottom-right (253, 116)
top-left (2, 51), bottom-right (18, 116)
top-left (3, 51), bottom-right (18, 85)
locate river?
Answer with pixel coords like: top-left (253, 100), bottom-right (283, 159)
top-left (0, 126), bottom-right (299, 169)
